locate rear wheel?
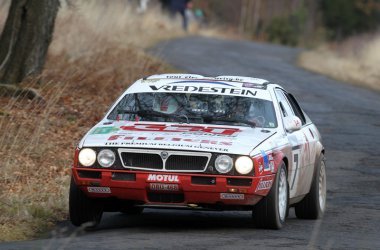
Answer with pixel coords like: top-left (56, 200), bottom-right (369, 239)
top-left (295, 155), bottom-right (326, 219)
top-left (252, 162), bottom-right (289, 229)
top-left (69, 176), bottom-right (103, 228)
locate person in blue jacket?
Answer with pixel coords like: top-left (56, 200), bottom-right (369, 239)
top-left (170, 0), bottom-right (191, 31)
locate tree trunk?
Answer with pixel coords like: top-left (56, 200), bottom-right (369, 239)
top-left (239, 0), bottom-right (248, 34)
top-left (0, 0), bottom-right (60, 85)
top-left (252, 0), bottom-right (262, 38)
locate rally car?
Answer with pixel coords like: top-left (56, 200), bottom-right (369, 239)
top-left (69, 74), bottom-right (326, 229)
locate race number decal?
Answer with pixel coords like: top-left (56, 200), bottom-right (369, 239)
top-left (291, 148), bottom-right (301, 190)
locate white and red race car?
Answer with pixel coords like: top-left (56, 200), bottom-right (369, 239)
top-left (69, 74), bottom-right (326, 229)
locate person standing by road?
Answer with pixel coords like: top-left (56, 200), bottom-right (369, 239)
top-left (137, 0), bottom-right (150, 13)
top-left (170, 0), bottom-right (191, 31)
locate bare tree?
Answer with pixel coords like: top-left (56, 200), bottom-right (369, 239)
top-left (0, 0), bottom-right (60, 85)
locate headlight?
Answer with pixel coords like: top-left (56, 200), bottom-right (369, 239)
top-left (235, 156), bottom-right (253, 175)
top-left (78, 148), bottom-right (96, 167)
top-left (215, 155), bottom-right (233, 174)
top-left (97, 149), bottom-right (115, 168)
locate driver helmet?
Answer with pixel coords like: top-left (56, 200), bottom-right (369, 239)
top-left (153, 94), bottom-right (179, 114)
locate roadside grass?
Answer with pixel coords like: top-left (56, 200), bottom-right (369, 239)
top-left (0, 1), bottom-right (184, 242)
top-left (298, 34), bottom-right (380, 92)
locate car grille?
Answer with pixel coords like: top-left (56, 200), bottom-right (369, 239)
top-left (121, 152), bottom-right (163, 169)
top-left (166, 155), bottom-right (209, 171)
top-left (118, 149), bottom-right (211, 172)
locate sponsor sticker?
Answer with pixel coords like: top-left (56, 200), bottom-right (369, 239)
top-left (242, 83), bottom-right (259, 88)
top-left (255, 179), bottom-right (273, 192)
top-left (107, 135), bottom-right (233, 147)
top-left (149, 85), bottom-right (257, 97)
top-left (260, 151), bottom-right (275, 172)
top-left (261, 150), bottom-right (270, 171)
top-left (91, 126), bottom-right (119, 135)
top-left (142, 79), bottom-right (160, 83)
top-left (220, 193), bottom-right (245, 200)
top-left (150, 183), bottom-right (179, 191)
top-left (147, 174), bottom-right (179, 182)
top-left (87, 187), bottom-right (111, 193)
top-left (268, 154), bottom-right (275, 172)
top-left (119, 124), bottom-right (241, 136)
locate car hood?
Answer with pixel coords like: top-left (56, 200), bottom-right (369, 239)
top-left (81, 121), bottom-right (276, 155)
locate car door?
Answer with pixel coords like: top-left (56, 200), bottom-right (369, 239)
top-left (274, 89), bottom-right (309, 198)
top-left (286, 92), bottom-right (317, 192)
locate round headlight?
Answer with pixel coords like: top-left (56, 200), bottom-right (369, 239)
top-left (78, 148), bottom-right (96, 167)
top-left (215, 155), bottom-right (233, 174)
top-left (235, 156), bottom-right (253, 175)
top-left (97, 149), bottom-right (115, 168)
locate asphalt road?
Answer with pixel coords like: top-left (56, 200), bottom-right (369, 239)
top-left (3, 36), bottom-right (380, 250)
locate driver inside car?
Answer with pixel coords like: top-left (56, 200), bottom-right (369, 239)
top-left (153, 94), bottom-right (180, 114)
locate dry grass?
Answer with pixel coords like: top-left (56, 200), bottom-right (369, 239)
top-left (0, 0), bottom-right (186, 242)
top-left (298, 34), bottom-right (380, 92)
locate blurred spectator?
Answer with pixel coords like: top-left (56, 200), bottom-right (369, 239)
top-left (159, 0), bottom-right (171, 13)
top-left (137, 0), bottom-right (150, 13)
top-left (185, 1), bottom-right (196, 24)
top-left (194, 8), bottom-right (205, 25)
top-left (170, 0), bottom-right (191, 31)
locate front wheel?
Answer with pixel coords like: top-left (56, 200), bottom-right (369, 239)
top-left (252, 162), bottom-right (289, 229)
top-left (295, 155), bottom-right (326, 219)
top-left (69, 176), bottom-right (103, 228)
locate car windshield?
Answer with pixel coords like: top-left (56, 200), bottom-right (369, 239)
top-left (107, 92), bottom-right (277, 128)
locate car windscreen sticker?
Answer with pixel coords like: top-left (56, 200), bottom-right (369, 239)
top-left (148, 85), bottom-right (257, 97)
top-left (243, 82), bottom-right (262, 88)
top-left (125, 79), bottom-right (273, 100)
top-left (169, 80), bottom-right (235, 86)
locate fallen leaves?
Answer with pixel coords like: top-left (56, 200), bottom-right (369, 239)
top-left (0, 1), bottom-right (182, 242)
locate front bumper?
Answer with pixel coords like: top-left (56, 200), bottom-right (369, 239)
top-left (72, 168), bottom-right (275, 206)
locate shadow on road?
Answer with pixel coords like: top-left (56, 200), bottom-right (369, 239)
top-left (53, 209), bottom-right (302, 238)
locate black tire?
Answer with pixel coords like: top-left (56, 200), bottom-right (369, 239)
top-left (69, 176), bottom-right (103, 228)
top-left (295, 154), bottom-right (326, 219)
top-left (252, 162), bottom-right (289, 229)
top-left (120, 206), bottom-right (144, 215)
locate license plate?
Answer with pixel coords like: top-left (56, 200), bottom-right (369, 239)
top-left (150, 183), bottom-right (179, 191)
top-left (220, 193), bottom-right (244, 200)
top-left (87, 187), bottom-right (111, 193)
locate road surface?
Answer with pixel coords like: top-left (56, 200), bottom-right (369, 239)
top-left (2, 36), bottom-right (380, 250)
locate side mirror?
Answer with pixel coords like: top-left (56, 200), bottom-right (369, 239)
top-left (284, 116), bottom-right (302, 132)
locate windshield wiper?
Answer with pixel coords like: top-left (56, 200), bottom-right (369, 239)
top-left (117, 109), bottom-right (191, 124)
top-left (202, 116), bottom-right (256, 127)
